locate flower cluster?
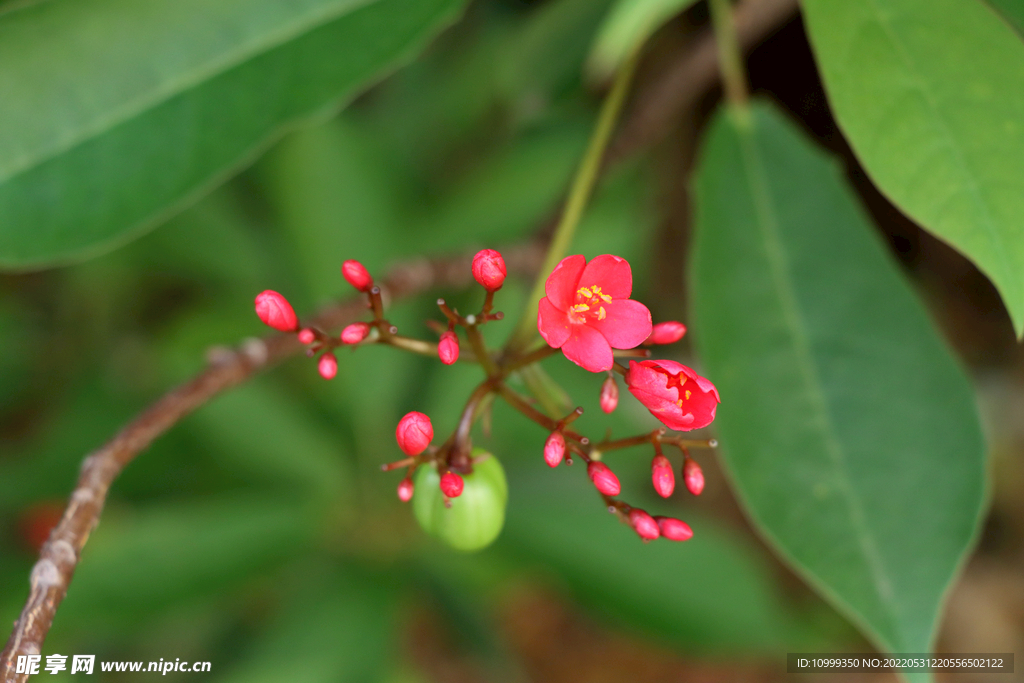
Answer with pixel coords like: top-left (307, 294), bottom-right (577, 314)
top-left (254, 251), bottom-right (719, 548)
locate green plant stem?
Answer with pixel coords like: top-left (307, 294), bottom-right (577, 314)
top-left (708, 0), bottom-right (749, 108)
top-left (505, 49), bottom-right (641, 353)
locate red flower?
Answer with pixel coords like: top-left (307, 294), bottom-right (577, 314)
top-left (537, 255), bottom-right (652, 373)
top-left (626, 360), bottom-right (720, 431)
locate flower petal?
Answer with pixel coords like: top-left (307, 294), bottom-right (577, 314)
top-left (590, 299), bottom-right (652, 349)
top-left (545, 255), bottom-right (586, 311)
top-left (577, 254), bottom-right (632, 299)
top-left (560, 324), bottom-right (613, 372)
top-left (537, 297), bottom-right (572, 348)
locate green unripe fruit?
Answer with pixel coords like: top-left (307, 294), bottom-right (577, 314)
top-left (412, 449), bottom-right (507, 551)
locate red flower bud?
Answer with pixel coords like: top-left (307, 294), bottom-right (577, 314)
top-left (599, 376), bottom-right (619, 414)
top-left (629, 509), bottom-right (660, 540)
top-left (587, 461), bottom-right (620, 496)
top-left (341, 322), bottom-right (370, 345)
top-left (651, 454), bottom-right (675, 498)
top-left (655, 516), bottom-right (693, 541)
top-left (318, 352), bottom-right (338, 380)
top-left (645, 321), bottom-right (687, 345)
top-left (397, 477), bottom-right (414, 503)
top-left (342, 260), bottom-right (373, 292)
top-left (438, 331), bottom-right (459, 365)
top-left (683, 457), bottom-right (704, 496)
top-left (544, 431), bottom-right (565, 468)
top-left (440, 471), bottom-right (464, 498)
top-left (297, 328), bottom-right (316, 345)
top-left (254, 290), bottom-right (298, 332)
top-left (472, 249), bottom-right (507, 291)
top-left (396, 411), bottom-right (433, 456)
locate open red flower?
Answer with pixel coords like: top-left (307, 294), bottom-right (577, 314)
top-left (626, 360), bottom-right (720, 431)
top-left (537, 255), bottom-right (652, 373)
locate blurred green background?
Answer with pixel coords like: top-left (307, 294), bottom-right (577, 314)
top-left (2, 0), bottom-right (1023, 680)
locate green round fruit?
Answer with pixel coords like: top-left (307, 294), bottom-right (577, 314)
top-left (412, 449), bottom-right (508, 551)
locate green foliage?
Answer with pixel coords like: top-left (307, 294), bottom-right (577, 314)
top-left (800, 0), bottom-right (1024, 335)
top-left (0, 0), bottom-right (465, 269)
top-left (690, 102), bottom-right (986, 655)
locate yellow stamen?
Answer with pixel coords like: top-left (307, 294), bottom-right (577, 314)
top-left (578, 287), bottom-right (593, 298)
top-left (597, 306), bottom-right (606, 320)
top-left (571, 303), bottom-right (590, 313)
top-left (685, 390), bottom-right (692, 400)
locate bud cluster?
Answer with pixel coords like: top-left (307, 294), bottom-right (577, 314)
top-left (253, 250), bottom-right (720, 549)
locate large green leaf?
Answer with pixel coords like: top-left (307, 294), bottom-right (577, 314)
top-left (0, 0), bottom-right (464, 269)
top-left (690, 102), bottom-right (986, 656)
top-left (800, 0), bottom-right (1024, 335)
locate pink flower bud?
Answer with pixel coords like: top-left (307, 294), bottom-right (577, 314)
top-left (655, 516), bottom-right (693, 541)
top-left (599, 376), bottom-right (619, 414)
top-left (629, 509), bottom-right (660, 540)
top-left (651, 454), bottom-right (675, 498)
top-left (683, 457), bottom-right (704, 496)
top-left (397, 477), bottom-right (414, 503)
top-left (318, 352), bottom-right (338, 380)
top-left (544, 431), bottom-right (565, 468)
top-left (587, 461), bottom-right (621, 496)
top-left (472, 249), bottom-right (506, 291)
top-left (396, 411), bottom-right (433, 456)
top-left (645, 321), bottom-right (687, 345)
top-left (298, 328), bottom-right (316, 345)
top-left (341, 322), bottom-right (370, 345)
top-left (342, 260), bottom-right (373, 292)
top-left (254, 290), bottom-right (298, 332)
top-left (440, 471), bottom-right (464, 498)
top-left (438, 331), bottom-right (459, 365)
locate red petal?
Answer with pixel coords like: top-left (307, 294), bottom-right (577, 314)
top-left (561, 324), bottom-right (613, 372)
top-left (544, 255), bottom-right (586, 311)
top-left (537, 297), bottom-right (572, 348)
top-left (590, 299), bottom-right (652, 349)
top-left (577, 254), bottom-right (632, 299)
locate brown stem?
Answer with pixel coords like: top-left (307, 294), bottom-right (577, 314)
top-left (495, 384), bottom-right (587, 445)
top-left (464, 325), bottom-right (499, 377)
top-left (449, 380), bottom-right (497, 471)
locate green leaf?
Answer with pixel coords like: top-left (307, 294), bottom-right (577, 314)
top-left (690, 102), bottom-right (986, 655)
top-left (983, 0), bottom-right (1024, 37)
top-left (799, 0), bottom-right (1024, 335)
top-left (587, 0), bottom-right (699, 79)
top-left (0, 0), bottom-right (465, 269)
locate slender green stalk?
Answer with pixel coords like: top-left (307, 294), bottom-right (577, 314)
top-left (506, 50), bottom-right (641, 353)
top-left (708, 0), bottom-right (749, 109)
